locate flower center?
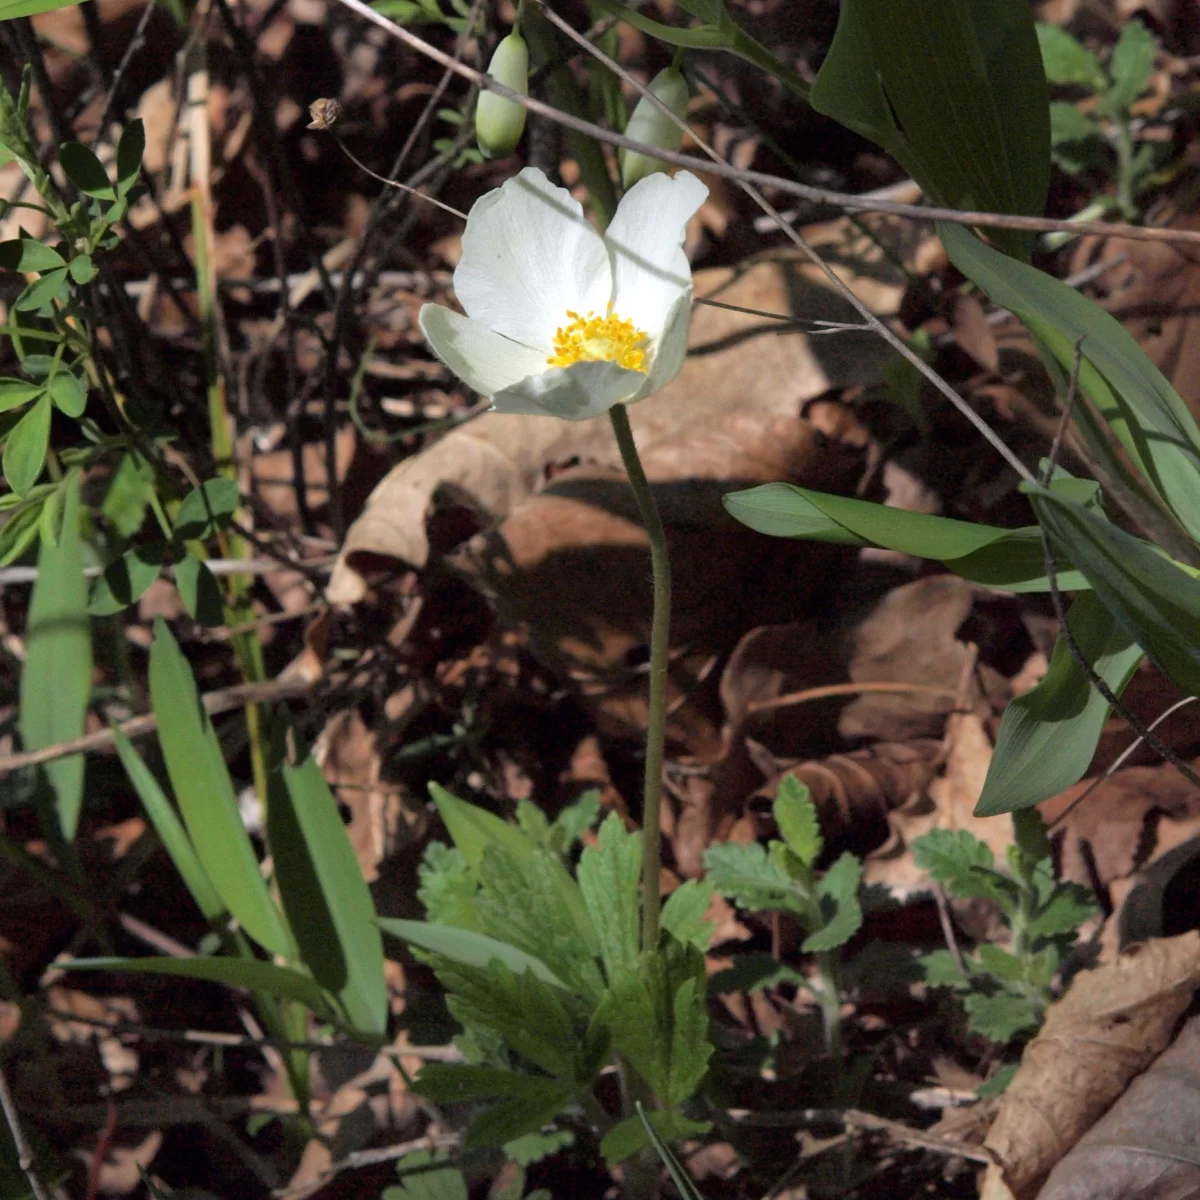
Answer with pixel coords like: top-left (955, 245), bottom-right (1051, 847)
top-left (547, 308), bottom-right (649, 373)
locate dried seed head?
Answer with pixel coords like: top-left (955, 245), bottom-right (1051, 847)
top-left (307, 98), bottom-right (343, 131)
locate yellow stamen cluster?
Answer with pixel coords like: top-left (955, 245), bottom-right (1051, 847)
top-left (547, 309), bottom-right (649, 372)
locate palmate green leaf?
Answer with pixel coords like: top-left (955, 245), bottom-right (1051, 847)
top-left (577, 812), bottom-right (641, 979)
top-left (429, 782), bottom-right (534, 873)
top-left (722, 483), bottom-right (1088, 593)
top-left (774, 775), bottom-right (822, 868)
top-left (417, 842), bottom-right (480, 930)
top-left (172, 477), bottom-right (239, 541)
top-left (703, 840), bottom-right (801, 914)
top-left (1029, 485), bottom-right (1200, 697)
top-left (59, 141), bottom-right (115, 200)
top-left (941, 222), bottom-right (1200, 542)
top-left (3, 391), bottom-right (51, 496)
top-left (377, 918), bottom-right (567, 989)
top-left (19, 472), bottom-right (90, 839)
top-left (601, 1110), bottom-right (711, 1170)
top-left (976, 592), bottom-right (1144, 815)
top-left (148, 618), bottom-right (291, 957)
top-left (1103, 19), bottom-right (1156, 115)
top-left (89, 545), bottom-right (166, 615)
top-left (660, 879), bottom-right (715, 952)
top-left (964, 990), bottom-right (1043, 1042)
top-left (803, 852), bottom-right (863, 953)
top-left (1037, 23), bottom-right (1107, 90)
top-left (111, 727), bottom-right (225, 925)
top-left (63, 955), bottom-right (331, 1011)
top-left (268, 750), bottom-right (388, 1036)
top-left (911, 829), bottom-right (1014, 907)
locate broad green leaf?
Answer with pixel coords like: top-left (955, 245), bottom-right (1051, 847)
top-left (1103, 19), bottom-right (1156, 115)
top-left (19, 472), bottom-right (90, 838)
top-left (577, 812), bottom-right (641, 979)
top-left (268, 751), bottom-right (387, 1035)
top-left (977, 1063), bottom-right (1019, 1098)
top-left (116, 120), bottom-right (145, 195)
top-left (1050, 101), bottom-right (1103, 144)
top-left (722, 483), bottom-right (1088, 593)
top-left (1030, 486), bottom-right (1200, 697)
top-left (101, 452), bottom-right (151, 538)
top-left (504, 1129), bottom-right (573, 1167)
top-left (1028, 885), bottom-right (1096, 937)
top-left (377, 918), bottom-right (567, 989)
top-left (417, 842), bottom-right (480, 930)
top-left (667, 965), bottom-right (712, 1105)
top-left (384, 1150), bottom-right (466, 1200)
top-left (148, 618), bottom-right (291, 956)
top-left (976, 944), bottom-right (1026, 983)
top-left (0, 378), bottom-right (42, 411)
top-left (774, 775), bottom-right (822, 867)
top-left (68, 254), bottom-right (96, 285)
top-left (546, 788), bottom-right (600, 855)
top-left (703, 840), bottom-right (801, 914)
top-left (659, 879), bottom-right (715, 952)
top-left (47, 371), bottom-right (85, 417)
top-left (15, 267), bottom-right (69, 312)
top-left (89, 545), bottom-right (166, 615)
top-left (803, 852), bottom-right (863, 952)
top-left (3, 391), bottom-right (51, 495)
top-left (1036, 23), bottom-right (1107, 90)
top-left (976, 592), bottom-right (1144, 815)
top-left (61, 955), bottom-right (330, 1012)
top-left (172, 477), bottom-right (239, 541)
top-left (429, 782), bottom-right (534, 872)
top-left (111, 727), bottom-right (225, 924)
top-left (941, 221), bottom-right (1200, 541)
top-left (0, 495), bottom-right (44, 565)
top-left (964, 990), bottom-right (1042, 1042)
top-left (601, 1110), bottom-right (711, 1169)
top-left (174, 555), bottom-right (223, 626)
top-left (921, 948), bottom-right (971, 988)
top-left (0, 237), bottom-right (66, 272)
top-left (59, 141), bottom-right (115, 199)
top-left (911, 829), bottom-right (1013, 906)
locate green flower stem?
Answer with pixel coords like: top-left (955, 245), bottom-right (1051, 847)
top-left (609, 401), bottom-right (670, 955)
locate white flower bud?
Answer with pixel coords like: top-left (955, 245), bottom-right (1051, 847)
top-left (476, 31), bottom-right (529, 160)
top-left (620, 67), bottom-right (689, 189)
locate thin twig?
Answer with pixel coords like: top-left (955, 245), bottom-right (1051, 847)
top-left (0, 1065), bottom-right (52, 1200)
top-left (330, 0), bottom-right (1200, 249)
top-left (746, 681), bottom-right (965, 716)
top-left (271, 1132), bottom-right (462, 1199)
top-left (92, 0), bottom-right (159, 146)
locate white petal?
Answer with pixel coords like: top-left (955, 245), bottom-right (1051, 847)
top-left (605, 170), bottom-right (707, 340)
top-left (633, 290), bottom-right (692, 403)
top-left (419, 303), bottom-right (548, 397)
top-left (492, 360), bottom-right (643, 421)
top-left (454, 167), bottom-right (612, 353)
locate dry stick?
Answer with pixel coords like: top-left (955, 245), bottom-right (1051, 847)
top-left (746, 680), bottom-right (966, 716)
top-left (0, 1065), bottom-right (52, 1200)
top-left (1037, 341), bottom-right (1200, 792)
top-left (329, 136), bottom-right (469, 221)
top-left (331, 0), bottom-right (1200, 249)
top-left (272, 1133), bottom-right (462, 1200)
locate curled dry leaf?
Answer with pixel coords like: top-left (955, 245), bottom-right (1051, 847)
top-left (982, 930), bottom-right (1200, 1200)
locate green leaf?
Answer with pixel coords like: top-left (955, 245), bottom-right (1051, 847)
top-left (148, 618), bottom-right (291, 957)
top-left (0, 237), bottom-right (66, 272)
top-left (428, 782), bottom-right (534, 873)
top-left (19, 472), bottom-right (91, 839)
top-left (774, 775), bottom-right (822, 868)
top-left (940, 221), bottom-right (1200, 542)
top-left (59, 141), bottom-right (115, 199)
top-left (14, 267), bottom-right (69, 312)
top-left (803, 851), bottom-right (863, 952)
top-left (503, 1129), bottom-right (574, 1167)
top-left (1102, 19), bottom-right (1156, 114)
top-left (722, 483), bottom-right (1088, 593)
top-left (174, 556), bottom-right (224, 626)
top-left (1030, 485), bottom-right (1200, 697)
top-left (911, 829), bottom-right (1012, 906)
top-left (660, 879), bottom-right (715, 952)
top-left (920, 949), bottom-right (971, 989)
top-left (0, 495), bottom-right (44, 565)
top-left (634, 1105), bottom-right (707, 1200)
top-left (3, 391), bottom-right (51, 495)
top-left (377, 918), bottom-right (567, 989)
top-left (0, 378), bottom-right (43, 411)
top-left (61, 955), bottom-right (331, 1012)
top-left (89, 545), bottom-right (166, 615)
top-left (68, 254), bottom-right (96, 285)
top-left (268, 750), bottom-right (388, 1036)
top-left (601, 1110), bottom-right (711, 1169)
top-left (964, 990), bottom-right (1043, 1042)
top-left (116, 120), bottom-right (145, 195)
top-left (384, 1150), bottom-right (467, 1200)
top-left (546, 788), bottom-right (601, 856)
top-left (708, 951), bottom-right (805, 996)
top-left (976, 944), bottom-right (1026, 983)
top-left (577, 812), bottom-right (641, 979)
top-left (417, 842), bottom-right (480, 930)
top-left (1037, 23), bottom-right (1107, 90)
top-left (111, 727), bottom-right (225, 924)
top-left (101, 452), bottom-right (151, 538)
top-left (703, 840), bottom-right (801, 914)
top-left (976, 1063), bottom-right (1018, 1098)
top-left (47, 371), bottom-right (85, 417)
top-left (976, 592), bottom-right (1144, 815)
top-left (1028, 884), bottom-right (1096, 938)
top-left (172, 477), bottom-right (239, 541)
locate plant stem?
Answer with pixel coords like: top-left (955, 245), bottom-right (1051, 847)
top-left (609, 402), bottom-right (670, 955)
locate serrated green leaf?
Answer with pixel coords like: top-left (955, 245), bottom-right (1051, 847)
top-left (1103, 19), bottom-right (1156, 114)
top-left (803, 852), bottom-right (863, 952)
top-left (172, 477), bottom-right (239, 541)
top-left (268, 750), bottom-right (388, 1036)
top-left (116, 120), bottom-right (145, 195)
top-left (546, 788), bottom-right (600, 855)
top-left (3, 391), bottom-right (51, 495)
top-left (59, 141), bottom-right (115, 199)
top-left (0, 237), bottom-right (66, 272)
top-left (19, 472), bottom-right (90, 839)
top-left (0, 378), bottom-right (42, 411)
top-left (977, 592), bottom-right (1144, 815)
top-left (429, 782), bottom-right (534, 873)
top-left (774, 775), bottom-right (822, 867)
top-left (920, 948), bottom-right (971, 989)
top-left (377, 918), bottom-right (566, 990)
top-left (1028, 884), bottom-right (1096, 938)
top-left (503, 1129), bottom-right (574, 1167)
top-left (89, 545), bottom-right (166, 615)
top-left (911, 829), bottom-right (1013, 906)
top-left (174, 556), bottom-right (223, 626)
top-left (964, 990), bottom-right (1042, 1042)
top-left (660, 879), bottom-right (715, 952)
top-left (384, 1150), bottom-right (466, 1200)
top-left (515, 798), bottom-right (550, 844)
top-left (149, 618), bottom-right (291, 956)
top-left (667, 968), bottom-right (712, 1105)
top-left (417, 842), bottom-right (480, 930)
top-left (577, 812), bottom-right (641, 979)
top-left (62, 955), bottom-right (330, 1011)
top-left (1037, 23), bottom-right (1107, 90)
top-left (601, 1110), bottom-right (711, 1169)
top-left (703, 840), bottom-right (801, 914)
top-left (976, 944), bottom-right (1027, 983)
top-left (47, 371), bottom-right (84, 417)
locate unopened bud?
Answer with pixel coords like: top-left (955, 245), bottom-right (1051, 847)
top-left (620, 67), bottom-right (689, 189)
top-left (476, 31), bottom-right (529, 159)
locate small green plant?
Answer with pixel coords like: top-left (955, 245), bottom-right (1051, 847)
top-left (386, 787), bottom-right (716, 1169)
top-left (913, 811), bottom-right (1095, 1064)
top-left (1038, 18), bottom-right (1171, 219)
top-left (703, 776), bottom-right (864, 1055)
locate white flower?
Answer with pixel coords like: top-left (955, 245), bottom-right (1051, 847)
top-left (419, 166), bottom-right (708, 421)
